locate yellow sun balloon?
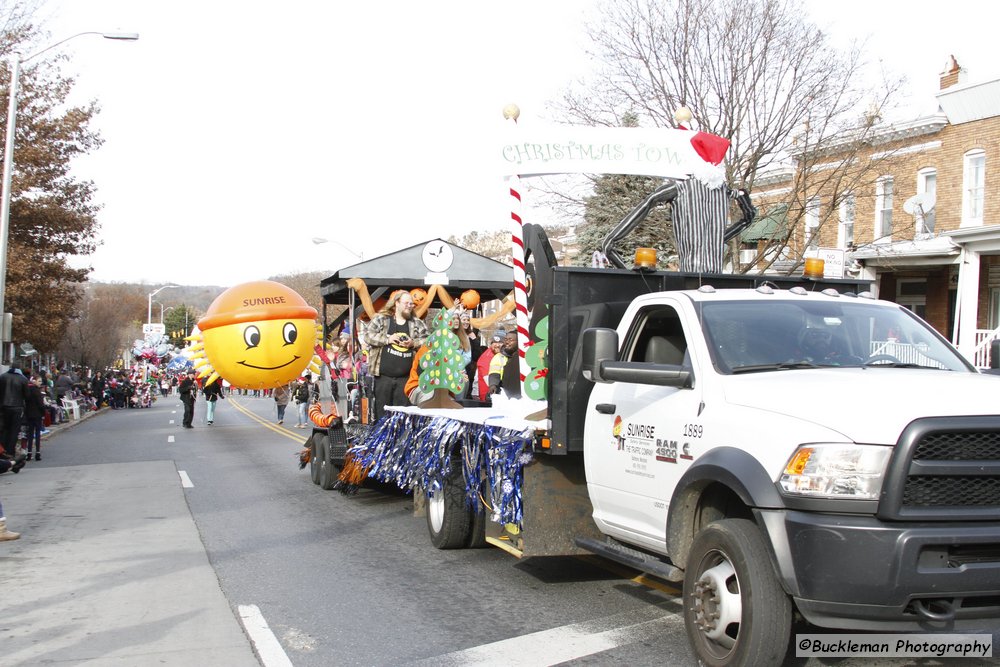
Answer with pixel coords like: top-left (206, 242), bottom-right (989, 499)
top-left (193, 280), bottom-right (319, 389)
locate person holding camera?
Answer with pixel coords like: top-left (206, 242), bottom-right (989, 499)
top-left (364, 290), bottom-right (428, 420)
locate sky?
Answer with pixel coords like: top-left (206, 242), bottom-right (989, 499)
top-left (33, 0), bottom-right (1000, 288)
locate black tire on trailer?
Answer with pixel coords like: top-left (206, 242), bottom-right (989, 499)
top-left (426, 457), bottom-right (471, 549)
top-left (309, 434), bottom-right (321, 485)
top-left (318, 436), bottom-right (336, 490)
top-left (683, 518), bottom-right (792, 667)
top-left (466, 506), bottom-right (487, 548)
top-left (466, 477), bottom-right (487, 548)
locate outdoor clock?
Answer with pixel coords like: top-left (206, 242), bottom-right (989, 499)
top-left (421, 241), bottom-right (454, 273)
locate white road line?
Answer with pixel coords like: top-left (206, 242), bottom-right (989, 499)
top-left (416, 606), bottom-right (681, 666)
top-left (178, 471), bottom-right (193, 488)
top-left (167, 435), bottom-right (175, 443)
top-left (238, 604), bottom-right (294, 667)
top-left (169, 419), bottom-right (175, 424)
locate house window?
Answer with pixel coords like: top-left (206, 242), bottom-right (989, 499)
top-left (896, 278), bottom-right (927, 319)
top-left (805, 197), bottom-right (820, 250)
top-left (989, 288), bottom-right (1000, 330)
top-left (916, 168), bottom-right (936, 236)
top-left (963, 150), bottom-right (985, 225)
top-left (875, 176), bottom-right (893, 242)
top-left (838, 193), bottom-right (855, 248)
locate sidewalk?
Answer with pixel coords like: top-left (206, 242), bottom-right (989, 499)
top-left (0, 412), bottom-right (261, 666)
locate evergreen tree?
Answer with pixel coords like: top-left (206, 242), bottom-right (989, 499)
top-left (575, 114), bottom-right (675, 268)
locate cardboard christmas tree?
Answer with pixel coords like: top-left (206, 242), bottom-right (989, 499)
top-left (417, 309), bottom-right (467, 409)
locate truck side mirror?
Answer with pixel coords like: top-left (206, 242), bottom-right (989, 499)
top-left (582, 328), bottom-right (619, 383)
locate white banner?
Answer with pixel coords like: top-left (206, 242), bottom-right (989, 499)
top-left (498, 127), bottom-right (725, 180)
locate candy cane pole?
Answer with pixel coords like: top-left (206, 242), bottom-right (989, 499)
top-left (503, 104), bottom-right (531, 387)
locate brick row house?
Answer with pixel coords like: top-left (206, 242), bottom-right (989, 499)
top-left (746, 57), bottom-right (1000, 367)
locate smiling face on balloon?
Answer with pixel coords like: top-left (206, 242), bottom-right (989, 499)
top-left (203, 317), bottom-right (316, 387)
top-left (197, 281), bottom-right (318, 389)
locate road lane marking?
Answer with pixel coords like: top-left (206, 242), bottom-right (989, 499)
top-left (178, 471), bottom-right (193, 488)
top-left (416, 605), bottom-right (682, 666)
top-left (168, 435), bottom-right (175, 443)
top-left (169, 419), bottom-right (175, 424)
top-left (229, 398), bottom-right (309, 443)
top-left (238, 604), bottom-right (294, 667)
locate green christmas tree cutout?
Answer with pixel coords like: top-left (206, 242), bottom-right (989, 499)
top-left (419, 309), bottom-right (467, 397)
top-left (524, 314), bottom-right (549, 400)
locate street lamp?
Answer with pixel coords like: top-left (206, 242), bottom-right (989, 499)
top-left (0, 31), bottom-right (138, 345)
top-left (311, 237), bottom-right (363, 261)
top-left (147, 285), bottom-right (178, 325)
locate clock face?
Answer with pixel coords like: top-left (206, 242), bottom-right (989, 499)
top-left (422, 241), bottom-right (453, 273)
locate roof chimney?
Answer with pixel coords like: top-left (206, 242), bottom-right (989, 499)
top-left (940, 55), bottom-right (966, 90)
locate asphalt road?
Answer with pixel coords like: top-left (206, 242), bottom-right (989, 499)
top-left (27, 394), bottom-right (1000, 667)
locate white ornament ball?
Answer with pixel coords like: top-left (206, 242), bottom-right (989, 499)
top-left (502, 103), bottom-right (521, 121)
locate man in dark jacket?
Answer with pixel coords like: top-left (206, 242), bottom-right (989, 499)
top-left (178, 371), bottom-right (197, 428)
top-left (0, 362), bottom-right (30, 460)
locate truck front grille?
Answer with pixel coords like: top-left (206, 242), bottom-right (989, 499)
top-left (879, 417), bottom-right (1000, 521)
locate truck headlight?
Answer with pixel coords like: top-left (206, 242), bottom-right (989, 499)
top-left (779, 444), bottom-right (891, 500)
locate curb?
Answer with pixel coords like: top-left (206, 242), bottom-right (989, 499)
top-left (40, 406), bottom-right (106, 441)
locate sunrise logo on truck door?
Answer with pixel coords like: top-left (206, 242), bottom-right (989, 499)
top-left (613, 415), bottom-right (625, 450)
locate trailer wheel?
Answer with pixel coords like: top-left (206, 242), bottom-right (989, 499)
top-left (683, 519), bottom-right (791, 667)
top-left (309, 435), bottom-right (321, 485)
top-left (427, 460), bottom-right (471, 549)
top-left (318, 436), bottom-right (337, 490)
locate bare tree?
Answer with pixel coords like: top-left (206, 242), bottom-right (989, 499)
top-left (553, 0), bottom-right (906, 273)
top-left (59, 284), bottom-right (147, 368)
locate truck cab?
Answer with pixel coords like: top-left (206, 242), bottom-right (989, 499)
top-left (583, 284), bottom-right (1000, 665)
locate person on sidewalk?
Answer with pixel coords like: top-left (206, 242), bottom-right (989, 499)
top-left (178, 370), bottom-right (197, 428)
top-left (24, 376), bottom-right (46, 461)
top-left (0, 496), bottom-right (19, 541)
top-left (0, 361), bottom-right (29, 458)
top-left (202, 377), bottom-right (224, 425)
top-left (273, 382), bottom-right (290, 424)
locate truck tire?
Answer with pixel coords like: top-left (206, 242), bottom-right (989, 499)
top-left (466, 505), bottom-right (487, 548)
top-left (427, 460), bottom-right (471, 549)
top-left (318, 436), bottom-right (337, 490)
top-left (309, 435), bottom-right (321, 485)
top-left (683, 519), bottom-right (791, 667)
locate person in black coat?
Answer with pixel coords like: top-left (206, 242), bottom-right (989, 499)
top-left (24, 376), bottom-right (46, 460)
top-left (178, 371), bottom-right (197, 428)
top-left (0, 362), bottom-right (29, 458)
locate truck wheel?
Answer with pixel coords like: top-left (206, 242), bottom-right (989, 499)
top-left (309, 435), bottom-right (321, 485)
top-left (683, 519), bottom-right (791, 667)
top-left (427, 460), bottom-right (471, 549)
top-left (318, 436), bottom-right (336, 490)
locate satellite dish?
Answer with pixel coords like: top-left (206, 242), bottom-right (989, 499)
top-left (19, 342), bottom-right (35, 355)
top-left (903, 192), bottom-right (936, 216)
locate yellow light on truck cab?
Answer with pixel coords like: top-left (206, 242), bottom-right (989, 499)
top-left (540, 437), bottom-right (550, 449)
top-left (804, 257), bottom-right (825, 279)
top-left (785, 447), bottom-right (814, 475)
top-left (634, 247), bottom-right (657, 269)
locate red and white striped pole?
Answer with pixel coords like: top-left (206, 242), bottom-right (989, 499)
top-left (503, 103), bottom-right (530, 387)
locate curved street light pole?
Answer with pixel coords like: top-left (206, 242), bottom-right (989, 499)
top-left (311, 237), bottom-right (363, 261)
top-left (0, 31), bottom-right (138, 354)
top-left (147, 285), bottom-right (179, 326)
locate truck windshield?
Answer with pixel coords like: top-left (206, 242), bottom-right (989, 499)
top-left (698, 299), bottom-right (972, 375)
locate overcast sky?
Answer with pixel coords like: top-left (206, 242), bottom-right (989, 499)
top-left (36, 0), bottom-right (999, 288)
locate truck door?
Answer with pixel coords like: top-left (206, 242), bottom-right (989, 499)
top-left (584, 302), bottom-right (702, 552)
